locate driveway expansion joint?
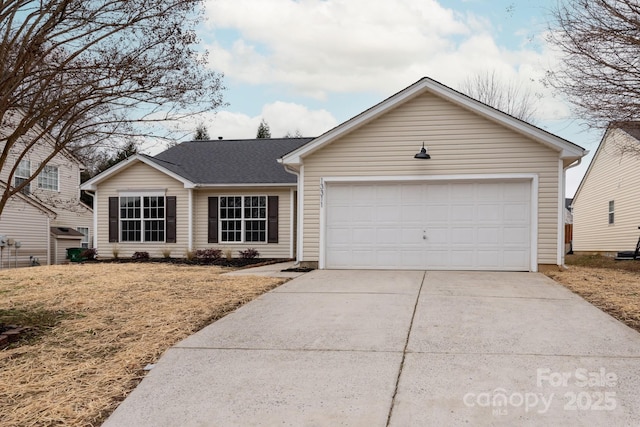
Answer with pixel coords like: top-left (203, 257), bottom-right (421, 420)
top-left (385, 270), bottom-right (427, 426)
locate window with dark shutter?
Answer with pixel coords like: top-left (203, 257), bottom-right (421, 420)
top-left (208, 196), bottom-right (219, 243)
top-left (268, 196), bottom-right (278, 243)
top-left (108, 197), bottom-right (119, 242)
top-left (166, 196), bottom-right (177, 243)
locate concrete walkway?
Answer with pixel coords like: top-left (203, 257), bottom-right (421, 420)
top-left (103, 270), bottom-right (640, 426)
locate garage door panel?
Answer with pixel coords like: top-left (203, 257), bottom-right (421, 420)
top-left (325, 181), bottom-right (531, 271)
top-left (352, 228), bottom-right (375, 244)
top-left (504, 227), bottom-right (529, 244)
top-left (376, 205), bottom-right (401, 222)
top-left (451, 227), bottom-right (474, 244)
top-left (477, 204), bottom-right (501, 221)
top-left (477, 227), bottom-right (500, 244)
top-left (450, 205), bottom-right (475, 221)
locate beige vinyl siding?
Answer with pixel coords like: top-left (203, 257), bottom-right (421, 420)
top-left (0, 197), bottom-right (50, 267)
top-left (193, 188), bottom-right (293, 259)
top-left (51, 237), bottom-right (83, 264)
top-left (0, 111), bottom-right (92, 247)
top-left (301, 91), bottom-right (560, 264)
top-left (573, 128), bottom-right (640, 252)
top-left (95, 162), bottom-right (189, 258)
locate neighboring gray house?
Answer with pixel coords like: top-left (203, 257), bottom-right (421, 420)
top-left (81, 138), bottom-right (312, 259)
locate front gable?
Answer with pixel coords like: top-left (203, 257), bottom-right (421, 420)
top-left (282, 77), bottom-right (585, 168)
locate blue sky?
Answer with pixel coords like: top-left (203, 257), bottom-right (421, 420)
top-left (175, 0), bottom-right (604, 196)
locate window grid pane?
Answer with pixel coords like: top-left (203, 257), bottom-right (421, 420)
top-left (77, 227), bottom-right (89, 249)
top-left (15, 160), bottom-right (31, 195)
top-left (608, 200), bottom-right (615, 225)
top-left (37, 165), bottom-right (58, 191)
top-left (119, 196), bottom-right (166, 242)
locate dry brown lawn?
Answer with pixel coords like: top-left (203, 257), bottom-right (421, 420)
top-left (0, 263), bottom-right (286, 426)
top-left (545, 255), bottom-right (640, 333)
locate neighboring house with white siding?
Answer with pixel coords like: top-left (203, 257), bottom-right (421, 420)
top-left (80, 138), bottom-right (312, 259)
top-left (0, 112), bottom-right (93, 267)
top-left (572, 122), bottom-right (640, 255)
top-left (281, 77), bottom-right (586, 272)
top-left (82, 77), bottom-right (586, 271)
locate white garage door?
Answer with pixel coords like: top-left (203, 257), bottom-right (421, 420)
top-left (325, 181), bottom-right (531, 271)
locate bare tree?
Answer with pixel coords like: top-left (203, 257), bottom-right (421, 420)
top-left (0, 0), bottom-right (224, 216)
top-left (546, 0), bottom-right (640, 131)
top-left (459, 70), bottom-right (539, 123)
top-left (284, 129), bottom-right (303, 138)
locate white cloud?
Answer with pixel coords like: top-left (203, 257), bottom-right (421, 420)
top-left (156, 102), bottom-right (338, 144)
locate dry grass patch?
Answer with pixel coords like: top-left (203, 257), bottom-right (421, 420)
top-left (546, 265), bottom-right (640, 333)
top-left (0, 263), bottom-right (286, 426)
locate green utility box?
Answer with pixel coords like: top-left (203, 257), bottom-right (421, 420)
top-left (66, 248), bottom-right (84, 263)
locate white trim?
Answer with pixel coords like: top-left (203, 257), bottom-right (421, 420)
top-left (46, 216), bottom-right (51, 265)
top-left (282, 77), bottom-right (586, 166)
top-left (188, 189), bottom-right (194, 251)
top-left (194, 183), bottom-right (296, 188)
top-left (289, 188), bottom-right (295, 259)
top-left (321, 173), bottom-right (538, 184)
top-left (80, 155), bottom-right (196, 191)
top-left (118, 189), bottom-right (166, 197)
top-left (93, 190), bottom-right (98, 250)
top-left (319, 177), bottom-right (326, 269)
top-left (319, 174), bottom-right (539, 272)
top-left (298, 166), bottom-right (304, 262)
top-left (530, 178), bottom-right (539, 272)
top-left (557, 159), bottom-right (565, 267)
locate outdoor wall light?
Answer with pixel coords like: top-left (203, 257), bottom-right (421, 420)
top-left (414, 142), bottom-right (431, 159)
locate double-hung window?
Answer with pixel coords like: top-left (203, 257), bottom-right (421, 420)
top-left (120, 195), bottom-right (165, 242)
top-left (38, 165), bottom-right (59, 191)
top-left (77, 227), bottom-right (90, 249)
top-left (608, 200), bottom-right (615, 225)
top-left (220, 196), bottom-right (266, 243)
top-left (14, 160), bottom-right (31, 195)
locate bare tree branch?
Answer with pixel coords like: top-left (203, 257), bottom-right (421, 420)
top-left (458, 70), bottom-right (539, 123)
top-left (546, 0), bottom-right (640, 130)
top-left (0, 0), bottom-right (225, 215)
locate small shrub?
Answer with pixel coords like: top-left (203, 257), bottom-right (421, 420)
top-left (111, 245), bottom-right (119, 259)
top-left (132, 251), bottom-right (150, 260)
top-left (161, 247), bottom-right (172, 258)
top-left (195, 248), bottom-right (222, 259)
top-left (185, 250), bottom-right (195, 261)
top-left (224, 248), bottom-right (233, 260)
top-left (238, 248), bottom-right (260, 259)
top-left (81, 248), bottom-right (97, 260)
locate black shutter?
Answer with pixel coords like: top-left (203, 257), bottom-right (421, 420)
top-left (267, 196), bottom-right (278, 243)
top-left (166, 196), bottom-right (176, 243)
top-left (108, 197), bottom-right (119, 242)
top-left (208, 197), bottom-right (218, 243)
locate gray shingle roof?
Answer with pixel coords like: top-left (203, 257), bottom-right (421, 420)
top-left (616, 121), bottom-right (640, 141)
top-left (147, 138), bottom-right (313, 185)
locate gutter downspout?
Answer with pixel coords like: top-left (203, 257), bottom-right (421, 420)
top-left (561, 156), bottom-right (585, 269)
top-left (84, 190), bottom-right (97, 250)
top-left (282, 163), bottom-right (301, 265)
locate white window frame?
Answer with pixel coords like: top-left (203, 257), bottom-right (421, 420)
top-left (119, 195), bottom-right (166, 243)
top-left (608, 200), bottom-right (615, 225)
top-left (77, 227), bottom-right (90, 249)
top-left (14, 159), bottom-right (31, 195)
top-left (219, 195), bottom-right (267, 244)
top-left (37, 164), bottom-right (59, 191)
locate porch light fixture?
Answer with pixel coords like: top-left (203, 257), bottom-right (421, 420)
top-left (414, 142), bottom-right (431, 159)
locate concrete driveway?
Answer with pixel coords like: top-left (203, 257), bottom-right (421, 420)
top-left (103, 270), bottom-right (640, 426)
